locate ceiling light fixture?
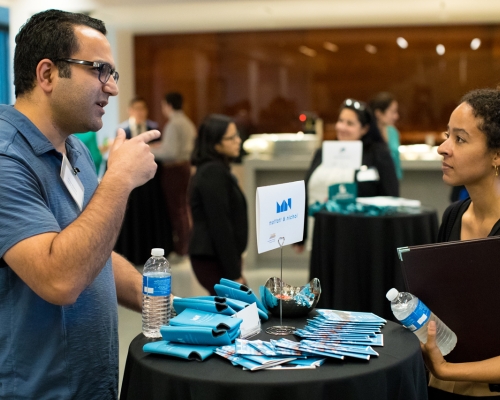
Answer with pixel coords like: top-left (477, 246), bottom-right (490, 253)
top-left (299, 46), bottom-right (317, 57)
top-left (470, 38), bottom-right (481, 50)
top-left (396, 37), bottom-right (408, 49)
top-left (436, 44), bottom-right (445, 55)
top-left (365, 44), bottom-right (377, 54)
top-left (323, 42), bottom-right (339, 52)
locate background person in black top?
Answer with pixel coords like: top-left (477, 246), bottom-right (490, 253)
top-left (423, 88), bottom-right (500, 398)
top-left (189, 114), bottom-right (248, 295)
top-left (295, 98), bottom-right (399, 252)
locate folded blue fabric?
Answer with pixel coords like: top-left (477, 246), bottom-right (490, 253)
top-left (170, 308), bottom-right (243, 332)
top-left (214, 283), bottom-right (268, 314)
top-left (194, 296), bottom-right (269, 321)
top-left (160, 325), bottom-right (237, 346)
top-left (219, 278), bottom-right (249, 290)
top-left (173, 298), bottom-right (236, 316)
top-left (143, 341), bottom-right (217, 361)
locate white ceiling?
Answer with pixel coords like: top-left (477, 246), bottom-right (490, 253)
top-left (90, 0), bottom-right (500, 34)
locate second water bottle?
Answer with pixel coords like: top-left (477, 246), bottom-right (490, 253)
top-left (386, 288), bottom-right (457, 356)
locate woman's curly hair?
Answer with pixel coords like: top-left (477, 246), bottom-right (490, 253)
top-left (461, 89), bottom-right (500, 150)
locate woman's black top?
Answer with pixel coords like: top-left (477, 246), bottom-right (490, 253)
top-left (188, 160), bottom-right (248, 280)
top-left (437, 198), bottom-right (500, 242)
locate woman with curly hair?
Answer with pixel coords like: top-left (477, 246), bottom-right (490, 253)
top-left (423, 88), bottom-right (500, 398)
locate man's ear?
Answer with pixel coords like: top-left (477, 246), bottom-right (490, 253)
top-left (36, 59), bottom-right (57, 93)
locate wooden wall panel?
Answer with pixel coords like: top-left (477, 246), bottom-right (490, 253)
top-left (134, 25), bottom-right (500, 143)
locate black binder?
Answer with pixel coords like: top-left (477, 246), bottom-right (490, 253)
top-left (398, 236), bottom-right (500, 363)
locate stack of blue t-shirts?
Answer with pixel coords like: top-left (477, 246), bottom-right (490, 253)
top-left (213, 278), bottom-right (269, 320)
top-left (174, 294), bottom-right (269, 321)
top-left (143, 309), bottom-right (243, 361)
top-left (173, 297), bottom-right (237, 316)
top-left (162, 308), bottom-right (242, 346)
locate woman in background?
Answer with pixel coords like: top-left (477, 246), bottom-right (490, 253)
top-left (189, 114), bottom-right (248, 295)
top-left (423, 88), bottom-right (500, 398)
top-left (295, 98), bottom-right (399, 252)
top-left (369, 92), bottom-right (403, 180)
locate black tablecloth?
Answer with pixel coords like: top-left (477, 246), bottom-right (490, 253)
top-left (310, 209), bottom-right (438, 321)
top-left (114, 167), bottom-right (173, 265)
top-left (120, 316), bottom-right (428, 400)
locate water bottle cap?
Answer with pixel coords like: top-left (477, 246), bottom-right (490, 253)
top-left (386, 288), bottom-right (399, 301)
top-left (151, 248), bottom-right (164, 256)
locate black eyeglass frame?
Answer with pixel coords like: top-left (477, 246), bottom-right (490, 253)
top-left (55, 58), bottom-right (119, 84)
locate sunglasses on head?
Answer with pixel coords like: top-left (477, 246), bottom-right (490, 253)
top-left (343, 98), bottom-right (366, 111)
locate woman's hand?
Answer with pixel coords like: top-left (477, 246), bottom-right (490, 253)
top-left (421, 320), bottom-right (449, 380)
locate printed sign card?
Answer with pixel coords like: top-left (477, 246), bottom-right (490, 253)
top-left (256, 181), bottom-right (305, 254)
top-left (328, 183), bottom-right (357, 203)
top-left (322, 140), bottom-right (363, 169)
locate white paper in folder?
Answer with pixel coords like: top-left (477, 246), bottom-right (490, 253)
top-left (256, 181), bottom-right (305, 254)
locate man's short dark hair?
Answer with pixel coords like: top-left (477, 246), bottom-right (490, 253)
top-left (14, 9), bottom-right (106, 98)
top-left (164, 92), bottom-right (183, 110)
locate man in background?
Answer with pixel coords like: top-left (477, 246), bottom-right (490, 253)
top-left (118, 96), bottom-right (159, 138)
top-left (0, 9), bottom-right (159, 398)
top-left (150, 92), bottom-right (196, 259)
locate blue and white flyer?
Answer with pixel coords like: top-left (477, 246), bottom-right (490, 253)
top-left (256, 180), bottom-right (305, 253)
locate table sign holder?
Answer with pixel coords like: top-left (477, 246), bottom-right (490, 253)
top-left (265, 237), bottom-right (296, 336)
top-left (256, 181), bottom-right (305, 335)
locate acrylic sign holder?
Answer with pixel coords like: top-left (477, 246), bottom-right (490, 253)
top-left (265, 237), bottom-right (296, 335)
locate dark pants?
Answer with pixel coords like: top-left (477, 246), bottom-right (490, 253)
top-left (160, 161), bottom-right (192, 256)
top-left (190, 255), bottom-right (242, 295)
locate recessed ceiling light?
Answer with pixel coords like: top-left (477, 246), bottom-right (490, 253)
top-left (323, 42), bottom-right (339, 52)
top-left (396, 37), bottom-right (408, 49)
top-left (471, 38), bottom-right (481, 50)
top-left (299, 46), bottom-right (317, 57)
top-left (436, 44), bottom-right (445, 55)
top-left (365, 44), bottom-right (377, 54)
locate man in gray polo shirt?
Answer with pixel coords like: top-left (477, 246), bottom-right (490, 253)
top-left (0, 10), bottom-right (159, 399)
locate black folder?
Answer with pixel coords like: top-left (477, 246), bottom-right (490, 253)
top-left (398, 236), bottom-right (500, 363)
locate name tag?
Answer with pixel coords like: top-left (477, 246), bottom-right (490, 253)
top-left (357, 167), bottom-right (380, 182)
top-left (60, 154), bottom-right (84, 211)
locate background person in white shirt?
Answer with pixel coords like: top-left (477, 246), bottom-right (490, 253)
top-left (118, 96), bottom-right (159, 139)
top-left (150, 92), bottom-right (196, 258)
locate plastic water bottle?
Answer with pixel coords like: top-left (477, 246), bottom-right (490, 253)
top-left (142, 248), bottom-right (171, 338)
top-left (386, 288), bottom-right (457, 356)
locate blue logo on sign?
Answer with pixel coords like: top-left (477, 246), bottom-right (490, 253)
top-left (276, 198), bottom-right (292, 213)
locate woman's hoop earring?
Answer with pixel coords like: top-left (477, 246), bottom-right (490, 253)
top-left (496, 165), bottom-right (499, 177)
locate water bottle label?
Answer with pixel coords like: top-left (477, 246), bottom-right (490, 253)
top-left (400, 299), bottom-right (430, 331)
top-left (143, 275), bottom-right (171, 296)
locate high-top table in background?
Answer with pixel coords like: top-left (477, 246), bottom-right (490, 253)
top-left (310, 208), bottom-right (439, 321)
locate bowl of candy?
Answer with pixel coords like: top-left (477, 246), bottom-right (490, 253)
top-left (260, 277), bottom-right (321, 318)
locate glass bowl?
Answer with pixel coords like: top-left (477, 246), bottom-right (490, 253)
top-left (260, 277), bottom-right (321, 318)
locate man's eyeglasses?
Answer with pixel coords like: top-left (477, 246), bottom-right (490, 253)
top-left (344, 98), bottom-right (366, 111)
top-left (56, 58), bottom-right (119, 84)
